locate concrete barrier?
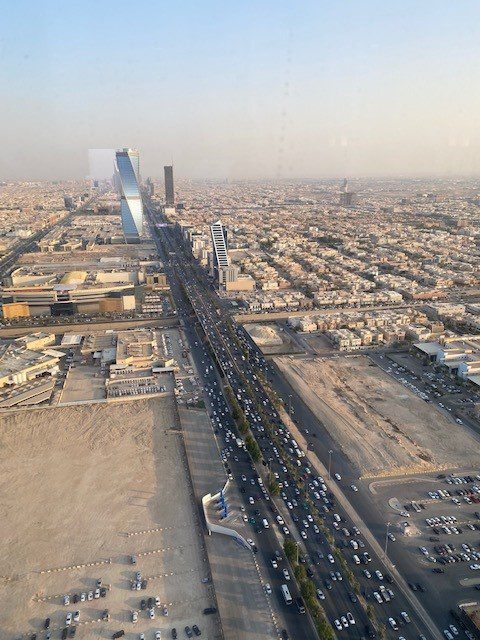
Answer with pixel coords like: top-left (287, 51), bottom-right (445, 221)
top-left (201, 481), bottom-right (251, 551)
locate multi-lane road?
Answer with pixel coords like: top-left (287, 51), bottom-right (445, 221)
top-left (146, 205), bottom-right (441, 640)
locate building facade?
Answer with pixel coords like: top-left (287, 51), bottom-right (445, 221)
top-left (164, 165), bottom-right (175, 206)
top-left (115, 148), bottom-right (144, 241)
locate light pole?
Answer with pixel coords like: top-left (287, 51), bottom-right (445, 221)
top-left (288, 394), bottom-right (292, 414)
top-left (384, 522), bottom-right (391, 559)
top-left (328, 450), bottom-right (333, 480)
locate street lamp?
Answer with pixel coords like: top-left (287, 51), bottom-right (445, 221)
top-left (328, 450), bottom-right (333, 480)
top-left (288, 394), bottom-right (292, 414)
top-left (384, 522), bottom-right (391, 559)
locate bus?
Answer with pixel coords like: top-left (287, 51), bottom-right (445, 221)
top-left (281, 584), bottom-right (292, 605)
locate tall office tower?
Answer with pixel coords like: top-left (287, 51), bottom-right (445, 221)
top-left (114, 148), bottom-right (144, 241)
top-left (341, 178), bottom-right (348, 193)
top-left (210, 220), bottom-right (229, 270)
top-left (164, 165), bottom-right (174, 206)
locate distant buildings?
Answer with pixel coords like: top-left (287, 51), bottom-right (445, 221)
top-left (115, 148), bottom-right (144, 241)
top-left (164, 165), bottom-right (175, 206)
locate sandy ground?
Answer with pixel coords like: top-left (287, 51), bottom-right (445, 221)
top-left (0, 398), bottom-right (219, 640)
top-left (275, 355), bottom-right (480, 478)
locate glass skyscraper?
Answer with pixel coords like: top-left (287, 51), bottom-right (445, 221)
top-left (115, 148), bottom-right (143, 241)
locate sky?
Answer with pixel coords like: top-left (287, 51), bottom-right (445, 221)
top-left (1, 0), bottom-right (480, 180)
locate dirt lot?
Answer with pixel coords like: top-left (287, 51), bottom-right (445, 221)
top-left (275, 355), bottom-right (480, 478)
top-left (0, 398), bottom-right (219, 640)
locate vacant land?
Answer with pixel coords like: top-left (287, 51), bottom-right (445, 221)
top-left (275, 355), bottom-right (480, 478)
top-left (0, 398), bottom-right (219, 639)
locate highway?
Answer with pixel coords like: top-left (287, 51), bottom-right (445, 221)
top-left (146, 204), bottom-right (441, 640)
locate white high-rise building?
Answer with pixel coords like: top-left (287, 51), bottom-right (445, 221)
top-left (114, 148), bottom-right (143, 241)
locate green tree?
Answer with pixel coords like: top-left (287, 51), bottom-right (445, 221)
top-left (283, 539), bottom-right (298, 565)
top-left (294, 564), bottom-right (307, 583)
top-left (245, 435), bottom-right (261, 462)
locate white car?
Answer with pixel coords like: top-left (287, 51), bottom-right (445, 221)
top-left (73, 611), bottom-right (80, 622)
top-left (155, 632), bottom-right (162, 640)
top-left (283, 569), bottom-right (291, 580)
top-left (249, 497), bottom-right (255, 505)
top-left (132, 611), bottom-right (138, 623)
top-left (334, 473), bottom-right (342, 481)
top-left (340, 615), bottom-right (349, 628)
top-left (327, 554), bottom-right (335, 564)
top-left (283, 526), bottom-right (290, 535)
top-left (316, 589), bottom-right (325, 600)
top-left (265, 583), bottom-right (272, 595)
top-left (271, 559), bottom-right (278, 569)
top-left (149, 608), bottom-right (155, 619)
top-left (66, 613), bottom-right (72, 626)
top-left (301, 530), bottom-right (307, 539)
top-left (334, 620), bottom-right (343, 631)
top-left (350, 484), bottom-right (358, 492)
top-left (346, 612), bottom-right (355, 625)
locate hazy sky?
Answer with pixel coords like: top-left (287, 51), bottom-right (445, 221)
top-left (2, 1), bottom-right (480, 180)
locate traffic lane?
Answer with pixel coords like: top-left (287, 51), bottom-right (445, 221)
top-left (153, 234), bottom-right (309, 638)
top-left (163, 228), bottom-right (404, 632)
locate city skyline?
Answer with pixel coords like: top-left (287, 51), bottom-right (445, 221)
top-left (2, 1), bottom-right (480, 180)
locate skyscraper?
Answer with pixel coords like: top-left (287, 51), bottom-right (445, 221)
top-left (164, 165), bottom-right (174, 206)
top-left (210, 220), bottom-right (229, 270)
top-left (115, 148), bottom-right (144, 241)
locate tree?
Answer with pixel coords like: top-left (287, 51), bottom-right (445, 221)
top-left (294, 564), bottom-right (307, 583)
top-left (245, 435), bottom-right (261, 462)
top-left (267, 473), bottom-right (280, 496)
top-left (283, 539), bottom-right (298, 565)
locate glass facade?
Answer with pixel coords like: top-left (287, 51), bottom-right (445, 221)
top-left (115, 149), bottom-right (143, 239)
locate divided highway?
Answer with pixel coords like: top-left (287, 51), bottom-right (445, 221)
top-left (147, 206), bottom-right (440, 640)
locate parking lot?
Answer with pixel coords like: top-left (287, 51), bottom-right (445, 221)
top-left (0, 397), bottom-right (219, 640)
top-left (369, 469), bottom-right (480, 635)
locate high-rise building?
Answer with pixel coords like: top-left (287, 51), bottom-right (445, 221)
top-left (210, 220), bottom-right (229, 270)
top-left (115, 148), bottom-right (143, 241)
top-left (164, 165), bottom-right (174, 206)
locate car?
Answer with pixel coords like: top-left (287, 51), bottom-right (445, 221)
top-left (283, 569), bottom-right (290, 580)
top-left (271, 558), bottom-right (278, 569)
top-left (351, 484), bottom-right (358, 492)
top-left (334, 473), bottom-right (341, 480)
top-left (388, 532), bottom-right (396, 541)
top-left (470, 564), bottom-right (480, 570)
top-left (375, 570), bottom-right (383, 580)
top-left (66, 613), bottom-right (72, 626)
top-left (192, 626), bottom-right (201, 637)
top-left (334, 620), bottom-right (343, 631)
top-left (185, 627), bottom-right (193, 638)
top-left (73, 611), bottom-right (80, 622)
top-left (388, 618), bottom-right (399, 631)
top-left (163, 605), bottom-right (168, 616)
top-left (300, 530), bottom-right (307, 539)
top-left (346, 612), bottom-right (355, 625)
top-left (400, 611), bottom-right (411, 624)
top-left (155, 632), bottom-right (162, 640)
top-left (363, 569), bottom-right (371, 578)
top-left (63, 595), bottom-right (70, 606)
top-left (265, 583), bottom-right (272, 595)
top-left (340, 615), bottom-right (349, 628)
top-left (149, 608), bottom-right (155, 619)
top-left (327, 554), bottom-right (334, 563)
top-left (444, 631), bottom-right (454, 640)
top-left (203, 607), bottom-right (217, 615)
top-left (316, 588), bottom-right (325, 600)
top-left (132, 611), bottom-right (138, 623)
top-left (449, 625), bottom-right (459, 636)
top-left (171, 630), bottom-right (177, 639)
top-left (102, 610), bottom-right (110, 621)
top-left (373, 591), bottom-right (382, 603)
top-left (249, 497), bottom-right (254, 504)
top-left (44, 618), bottom-right (51, 629)
top-left (324, 579), bottom-right (332, 590)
